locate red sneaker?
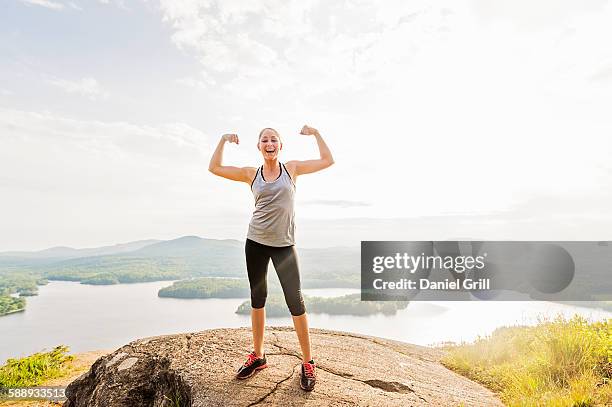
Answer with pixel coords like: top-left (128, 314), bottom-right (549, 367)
top-left (236, 351), bottom-right (267, 379)
top-left (300, 360), bottom-right (316, 391)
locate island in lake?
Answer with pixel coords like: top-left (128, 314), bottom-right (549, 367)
top-left (158, 277), bottom-right (252, 298)
top-left (235, 293), bottom-right (409, 317)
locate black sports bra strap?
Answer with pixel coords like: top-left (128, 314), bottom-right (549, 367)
top-left (251, 167), bottom-right (260, 188)
top-left (281, 162), bottom-right (294, 183)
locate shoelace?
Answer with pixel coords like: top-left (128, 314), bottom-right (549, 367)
top-left (244, 352), bottom-right (259, 367)
top-left (303, 362), bottom-right (316, 378)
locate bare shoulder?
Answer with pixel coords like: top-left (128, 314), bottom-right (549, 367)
top-left (243, 166), bottom-right (258, 184)
top-left (284, 161), bottom-right (298, 180)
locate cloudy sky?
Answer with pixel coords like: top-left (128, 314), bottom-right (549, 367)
top-left (1, 0), bottom-right (611, 251)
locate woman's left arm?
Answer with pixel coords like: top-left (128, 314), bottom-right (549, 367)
top-left (286, 125), bottom-right (335, 178)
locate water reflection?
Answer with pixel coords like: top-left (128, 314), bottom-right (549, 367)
top-left (0, 281), bottom-right (609, 364)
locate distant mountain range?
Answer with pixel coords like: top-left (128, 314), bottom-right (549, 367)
top-left (0, 236), bottom-right (245, 264)
top-left (0, 239), bottom-right (161, 261)
top-left (0, 236), bottom-right (360, 287)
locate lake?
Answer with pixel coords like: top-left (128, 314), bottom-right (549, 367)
top-left (1, 281), bottom-right (610, 364)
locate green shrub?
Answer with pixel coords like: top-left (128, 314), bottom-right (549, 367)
top-left (0, 345), bottom-right (74, 387)
top-left (441, 315), bottom-right (611, 407)
top-left (0, 295), bottom-right (26, 315)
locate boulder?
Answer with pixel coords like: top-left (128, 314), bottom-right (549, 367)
top-left (64, 326), bottom-right (503, 406)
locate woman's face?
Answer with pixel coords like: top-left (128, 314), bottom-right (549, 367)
top-left (258, 129), bottom-right (282, 160)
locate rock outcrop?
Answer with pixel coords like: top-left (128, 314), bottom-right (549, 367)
top-left (63, 326), bottom-right (503, 406)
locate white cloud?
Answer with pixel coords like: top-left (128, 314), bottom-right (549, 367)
top-left (46, 77), bottom-right (110, 101)
top-left (175, 70), bottom-right (217, 88)
top-left (156, 0), bottom-right (612, 109)
top-left (97, 0), bottom-right (128, 9)
top-left (0, 108), bottom-right (210, 161)
top-left (157, 0), bottom-right (427, 98)
top-left (0, 107), bottom-right (225, 250)
top-left (19, 0), bottom-right (64, 10)
top-left (470, 0), bottom-right (609, 28)
top-left (67, 2), bottom-right (82, 11)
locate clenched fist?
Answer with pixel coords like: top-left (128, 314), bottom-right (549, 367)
top-left (300, 125), bottom-right (320, 137)
top-left (222, 133), bottom-right (239, 144)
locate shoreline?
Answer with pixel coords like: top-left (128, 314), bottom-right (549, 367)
top-left (0, 307), bottom-right (25, 317)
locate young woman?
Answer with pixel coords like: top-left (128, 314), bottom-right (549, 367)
top-left (208, 125), bottom-right (334, 392)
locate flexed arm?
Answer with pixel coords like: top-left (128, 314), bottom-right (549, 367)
top-left (286, 125), bottom-right (335, 178)
top-left (208, 134), bottom-right (256, 184)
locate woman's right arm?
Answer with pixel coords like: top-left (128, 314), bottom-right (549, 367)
top-left (208, 134), bottom-right (256, 184)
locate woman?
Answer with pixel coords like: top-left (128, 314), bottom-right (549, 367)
top-left (208, 124), bottom-right (334, 392)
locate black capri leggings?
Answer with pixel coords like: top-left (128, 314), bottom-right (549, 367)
top-left (245, 238), bottom-right (306, 316)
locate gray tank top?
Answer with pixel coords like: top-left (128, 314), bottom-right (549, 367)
top-left (247, 162), bottom-right (296, 247)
